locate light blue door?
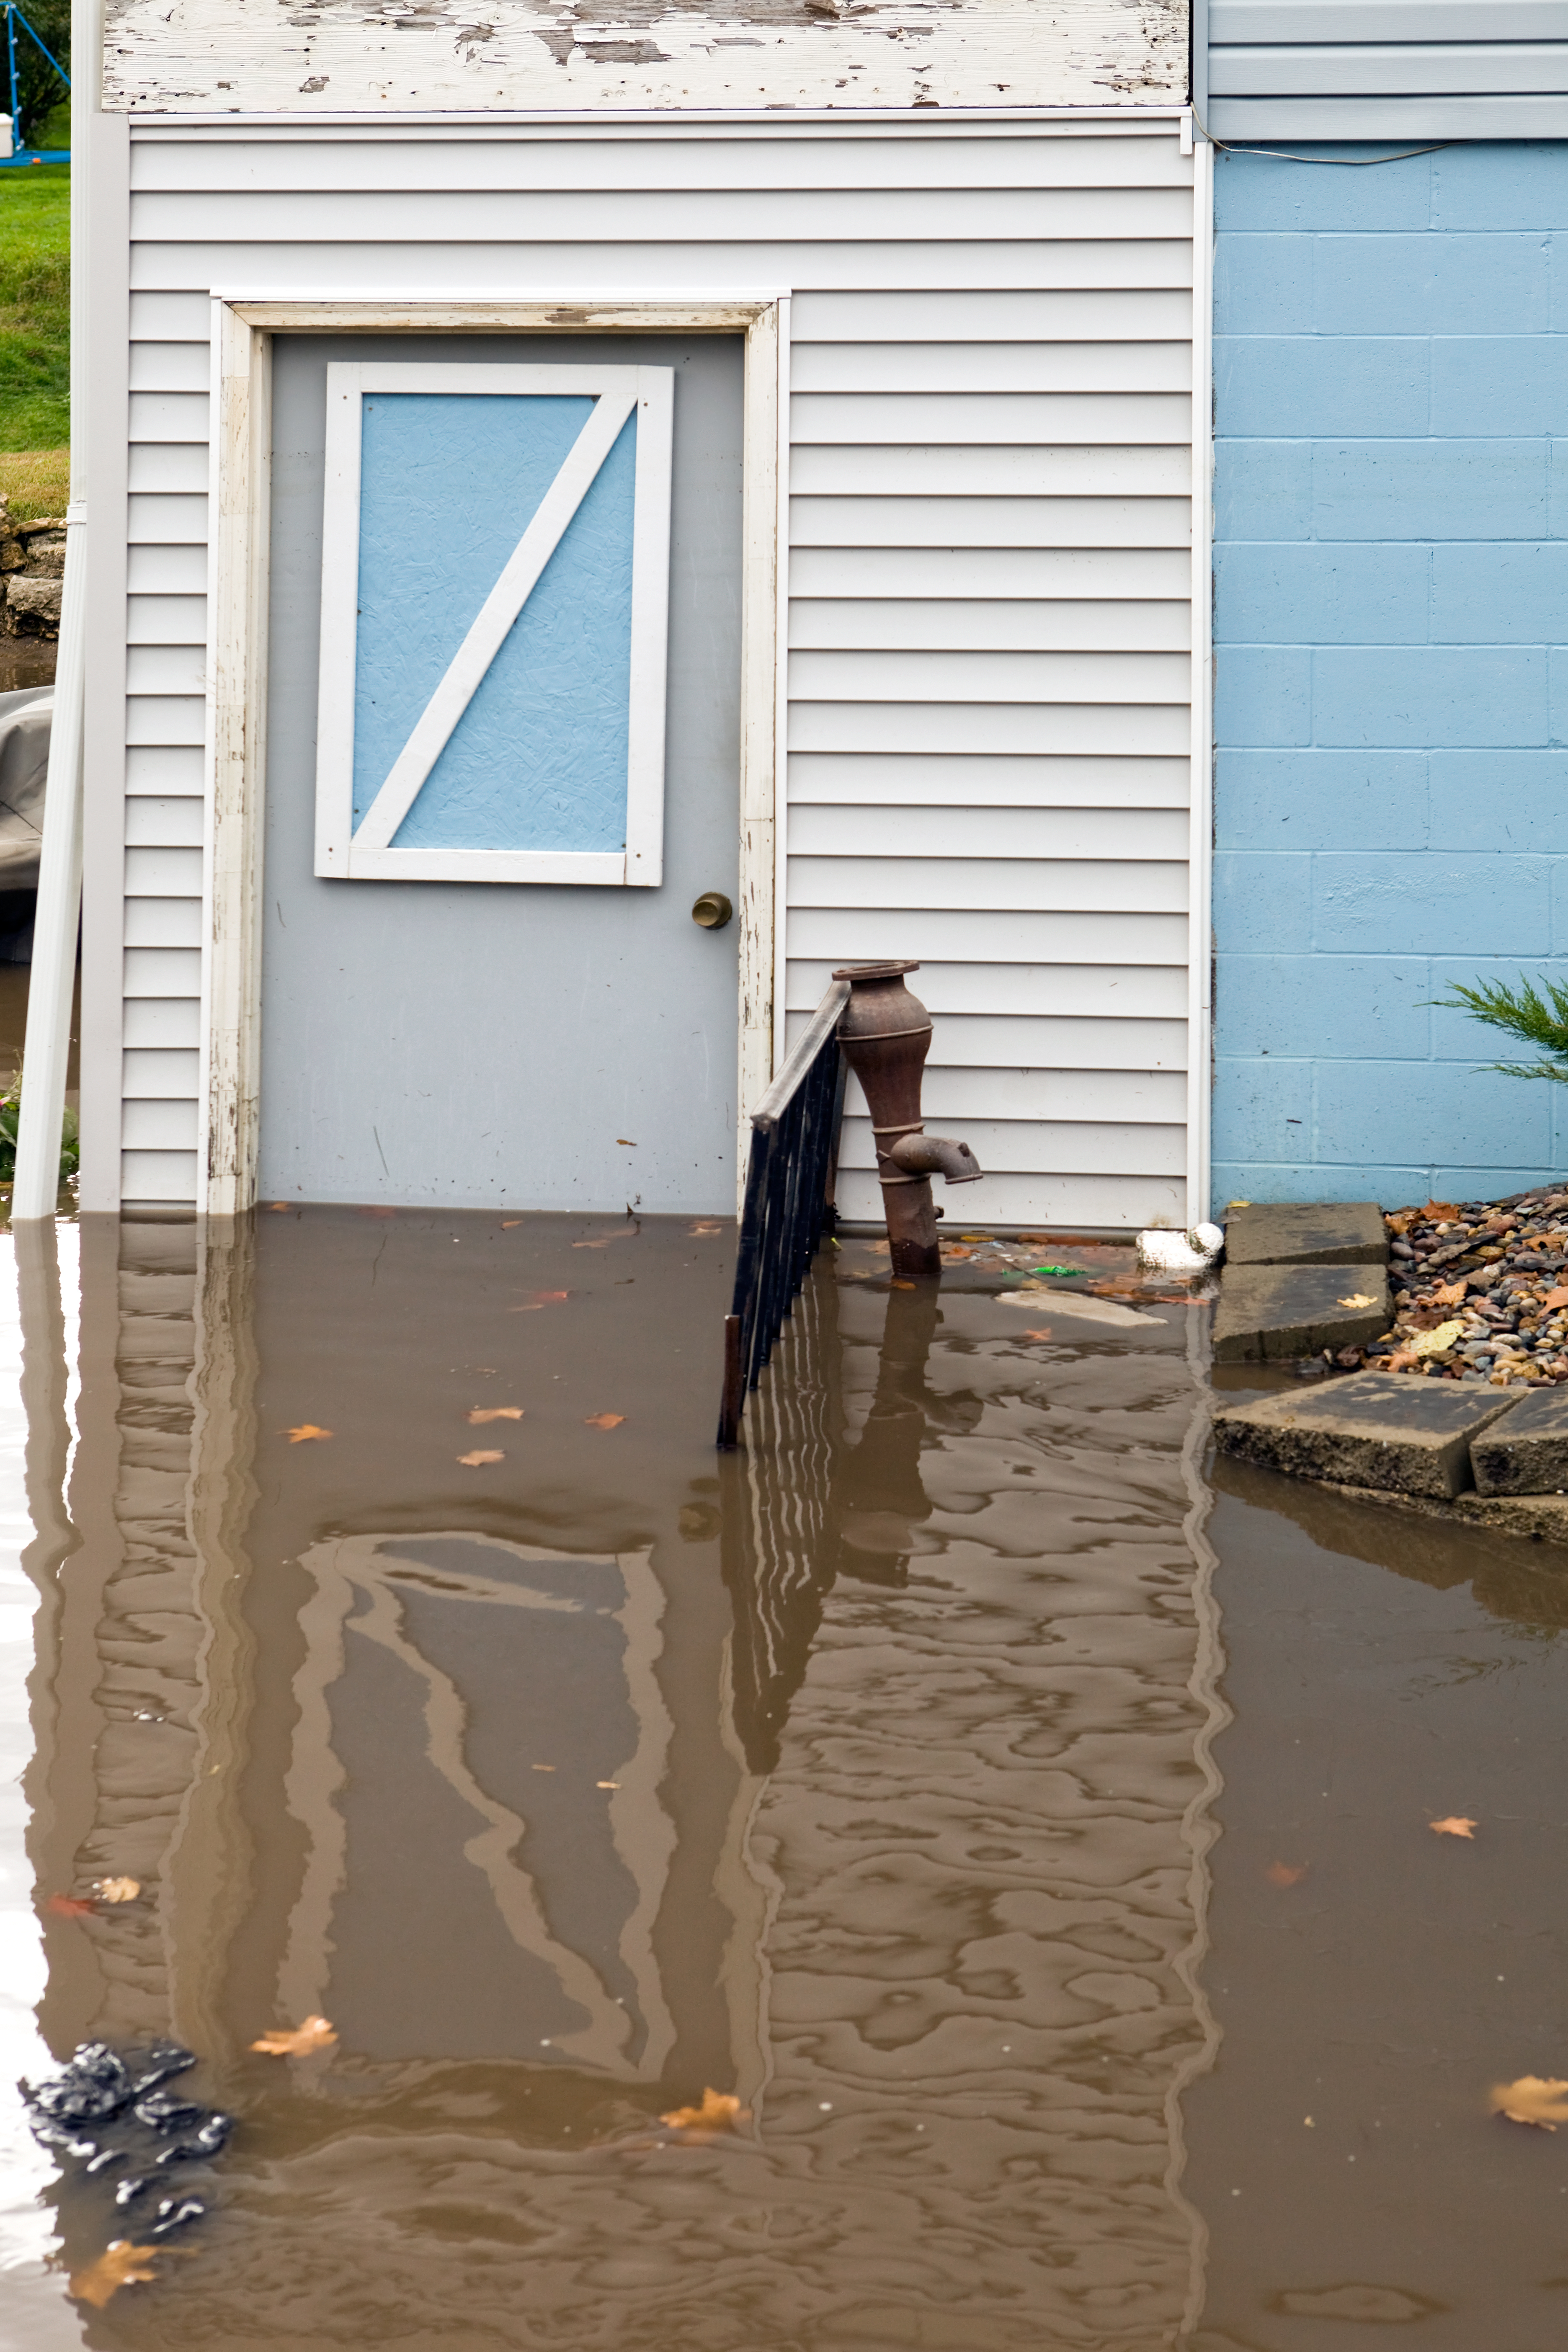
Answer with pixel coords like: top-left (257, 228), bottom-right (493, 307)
top-left (260, 333), bottom-right (744, 1212)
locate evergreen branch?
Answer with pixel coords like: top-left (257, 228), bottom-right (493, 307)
top-left (1426, 974), bottom-right (1568, 1059)
top-left (1474, 1059), bottom-right (1568, 1085)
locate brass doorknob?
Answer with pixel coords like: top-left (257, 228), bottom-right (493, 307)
top-left (691, 891), bottom-right (733, 930)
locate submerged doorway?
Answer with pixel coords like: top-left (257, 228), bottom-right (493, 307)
top-left (258, 332), bottom-right (745, 1211)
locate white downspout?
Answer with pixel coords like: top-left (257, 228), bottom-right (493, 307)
top-left (12, 0), bottom-right (87, 1221)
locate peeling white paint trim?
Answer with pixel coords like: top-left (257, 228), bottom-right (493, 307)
top-left (105, 0), bottom-right (1189, 116)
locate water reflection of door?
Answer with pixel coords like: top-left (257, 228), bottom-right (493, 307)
top-left (281, 1534), bottom-right (686, 2075)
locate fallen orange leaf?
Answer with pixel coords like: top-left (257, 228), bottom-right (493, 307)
top-left (573, 1238), bottom-right (616, 1249)
top-left (1266, 1862), bottom-right (1307, 1888)
top-left (660, 2086), bottom-right (749, 2134)
top-left (1424, 1201), bottom-right (1462, 1220)
top-left (284, 1424), bottom-right (333, 1444)
top-left (597, 1780), bottom-right (621, 1790)
top-left (616, 1139), bottom-right (637, 1147)
top-left (689, 1222), bottom-right (722, 1235)
top-left (266, 1202), bottom-right (291, 1213)
top-left (1430, 1816), bottom-right (1477, 1839)
top-left (1337, 1292), bottom-right (1377, 1310)
top-left (45, 1893), bottom-right (95, 1918)
top-left (1432, 1278), bottom-right (1470, 1308)
top-left (511, 1291), bottom-right (569, 1311)
top-left (890, 1278), bottom-right (916, 1291)
top-left (467, 1406), bottom-right (523, 1423)
top-left (501, 1219), bottom-right (522, 1228)
top-left (1022, 1328), bottom-right (1054, 1341)
top-left (252, 2014), bottom-right (337, 2058)
top-left (95, 1877), bottom-right (140, 1903)
top-left (585, 1413), bottom-right (625, 1430)
top-left (458, 1449), bottom-right (504, 1467)
top-left (1546, 1286), bottom-right (1568, 1311)
top-left (1492, 2076), bottom-right (1568, 2130)
top-left (71, 2241), bottom-right (162, 2307)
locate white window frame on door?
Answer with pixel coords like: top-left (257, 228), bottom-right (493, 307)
top-left (202, 291), bottom-right (789, 1219)
top-left (315, 360), bottom-right (673, 887)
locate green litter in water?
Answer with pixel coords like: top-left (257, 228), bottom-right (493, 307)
top-left (1029, 1264), bottom-right (1085, 1278)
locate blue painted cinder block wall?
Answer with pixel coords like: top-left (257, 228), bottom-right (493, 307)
top-left (1212, 142), bottom-right (1568, 1213)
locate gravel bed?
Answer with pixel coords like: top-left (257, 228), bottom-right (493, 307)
top-left (1349, 1191), bottom-right (1568, 1387)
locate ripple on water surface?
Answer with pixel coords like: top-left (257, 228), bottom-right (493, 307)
top-left (2, 1212), bottom-right (1567, 2346)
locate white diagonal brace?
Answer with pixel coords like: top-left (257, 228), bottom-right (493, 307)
top-left (352, 387), bottom-right (637, 853)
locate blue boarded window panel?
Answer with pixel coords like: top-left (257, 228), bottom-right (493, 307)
top-left (314, 363), bottom-right (673, 887)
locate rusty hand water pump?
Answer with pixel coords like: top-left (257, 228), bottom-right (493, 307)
top-left (832, 962), bottom-right (982, 1279)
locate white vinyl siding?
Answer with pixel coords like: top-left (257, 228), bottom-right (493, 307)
top-left (1205, 0), bottom-right (1568, 135)
top-left (121, 120), bottom-right (1195, 1227)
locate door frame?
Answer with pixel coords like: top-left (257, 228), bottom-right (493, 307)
top-left (203, 291), bottom-right (790, 1219)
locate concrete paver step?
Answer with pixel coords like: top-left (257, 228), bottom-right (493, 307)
top-left (1470, 1386), bottom-right (1568, 1497)
top-left (1212, 1263), bottom-right (1392, 1363)
top-left (1213, 1371), bottom-right (1520, 1501)
top-left (1223, 1201), bottom-right (1388, 1268)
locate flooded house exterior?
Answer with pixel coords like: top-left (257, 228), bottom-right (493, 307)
top-left (71, 0), bottom-right (1212, 1233)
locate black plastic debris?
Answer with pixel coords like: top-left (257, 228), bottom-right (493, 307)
top-left (25, 2042), bottom-right (131, 2122)
top-left (128, 2041), bottom-right (198, 2098)
top-left (133, 2091), bottom-right (204, 2135)
top-left (21, 2039), bottom-right (232, 2267)
top-left (157, 2112), bottom-right (233, 2166)
top-left (151, 2197), bottom-right (205, 2236)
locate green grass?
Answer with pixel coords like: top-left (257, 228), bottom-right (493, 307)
top-left (0, 163), bottom-right (67, 456)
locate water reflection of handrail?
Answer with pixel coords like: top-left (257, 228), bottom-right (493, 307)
top-left (717, 980), bottom-right (850, 1449)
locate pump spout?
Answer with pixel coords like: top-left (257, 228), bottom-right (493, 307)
top-left (887, 1133), bottom-right (983, 1184)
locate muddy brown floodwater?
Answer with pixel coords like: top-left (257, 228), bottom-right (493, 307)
top-left (1, 1210), bottom-right (1567, 2349)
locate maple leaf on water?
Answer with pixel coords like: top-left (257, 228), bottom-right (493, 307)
top-left (458, 1449), bottom-right (504, 1467)
top-left (585, 1413), bottom-right (625, 1430)
top-left (467, 1406), bottom-right (523, 1424)
top-left (1266, 1862), bottom-right (1307, 1888)
top-left (660, 2087), bottom-right (749, 2135)
top-left (45, 1892), bottom-right (95, 1918)
top-left (1022, 1328), bottom-right (1054, 1342)
top-left (284, 1424), bottom-right (333, 1444)
top-left (71, 2241), bottom-right (162, 2307)
top-left (95, 1877), bottom-right (141, 1903)
top-left (251, 2014), bottom-right (337, 2058)
top-left (1492, 2076), bottom-right (1568, 2130)
top-left (1430, 1816), bottom-right (1477, 1839)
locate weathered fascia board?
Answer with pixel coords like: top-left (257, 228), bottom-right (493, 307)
top-left (103, 0), bottom-right (1188, 114)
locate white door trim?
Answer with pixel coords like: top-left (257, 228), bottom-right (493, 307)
top-left (204, 291), bottom-right (789, 1220)
top-left (1186, 140), bottom-right (1215, 1231)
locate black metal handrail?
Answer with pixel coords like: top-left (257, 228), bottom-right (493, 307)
top-left (717, 978), bottom-right (850, 1449)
